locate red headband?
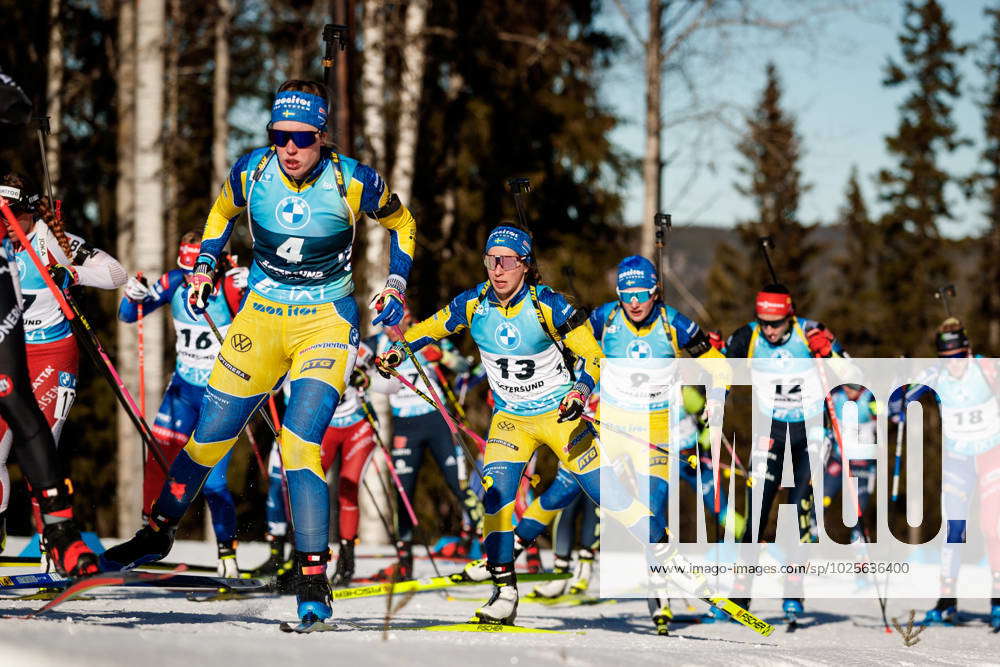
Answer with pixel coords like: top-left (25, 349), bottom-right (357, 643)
top-left (756, 291), bottom-right (793, 318)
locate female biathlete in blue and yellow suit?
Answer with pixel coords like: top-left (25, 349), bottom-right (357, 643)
top-left (376, 225), bottom-right (653, 625)
top-left (103, 80), bottom-right (415, 625)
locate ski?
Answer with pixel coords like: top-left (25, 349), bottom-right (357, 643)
top-left (707, 597), bottom-right (774, 637)
top-left (279, 616), bottom-right (338, 633)
top-left (417, 621), bottom-right (575, 634)
top-left (24, 566), bottom-right (187, 618)
top-left (186, 588), bottom-right (254, 602)
top-left (0, 570), bottom-right (270, 593)
top-left (333, 570), bottom-right (571, 601)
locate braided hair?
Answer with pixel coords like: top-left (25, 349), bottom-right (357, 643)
top-left (1, 172), bottom-right (74, 259)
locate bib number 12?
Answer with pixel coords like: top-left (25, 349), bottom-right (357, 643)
top-left (276, 237), bottom-right (304, 264)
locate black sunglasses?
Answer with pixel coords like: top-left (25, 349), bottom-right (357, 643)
top-left (757, 316), bottom-right (790, 330)
top-left (268, 128), bottom-right (320, 149)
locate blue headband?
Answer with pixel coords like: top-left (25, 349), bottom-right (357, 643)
top-left (270, 91), bottom-right (328, 130)
top-left (485, 225), bottom-right (532, 257)
top-left (617, 255), bottom-right (657, 290)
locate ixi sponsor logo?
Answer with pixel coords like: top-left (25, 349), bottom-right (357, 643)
top-left (252, 302), bottom-right (318, 317)
top-left (300, 358), bottom-right (336, 372)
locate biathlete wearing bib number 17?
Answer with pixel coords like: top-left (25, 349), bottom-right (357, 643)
top-left (377, 225), bottom-right (653, 625)
top-left (117, 235), bottom-right (246, 576)
top-left (101, 81), bottom-right (415, 624)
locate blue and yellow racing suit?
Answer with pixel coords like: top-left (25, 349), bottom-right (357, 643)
top-left (404, 281), bottom-right (651, 564)
top-left (153, 146), bottom-right (415, 553)
top-left (517, 301), bottom-right (726, 543)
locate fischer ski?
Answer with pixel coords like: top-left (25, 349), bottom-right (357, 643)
top-left (21, 566), bottom-right (187, 618)
top-left (334, 570), bottom-right (571, 601)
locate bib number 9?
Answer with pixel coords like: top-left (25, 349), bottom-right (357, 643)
top-left (276, 237), bottom-right (305, 264)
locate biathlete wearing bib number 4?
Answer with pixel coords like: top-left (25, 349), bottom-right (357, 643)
top-left (117, 237), bottom-right (246, 575)
top-left (102, 82), bottom-right (415, 625)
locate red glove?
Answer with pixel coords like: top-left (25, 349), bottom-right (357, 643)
top-left (421, 344), bottom-right (443, 363)
top-left (707, 330), bottom-right (724, 351)
top-left (806, 326), bottom-right (834, 358)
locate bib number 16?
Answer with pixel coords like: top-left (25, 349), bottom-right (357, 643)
top-left (276, 237), bottom-right (304, 264)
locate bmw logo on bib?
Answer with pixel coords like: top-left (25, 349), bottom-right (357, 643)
top-left (495, 322), bottom-right (520, 350)
top-left (275, 195), bottom-right (311, 230)
top-left (626, 339), bottom-right (653, 359)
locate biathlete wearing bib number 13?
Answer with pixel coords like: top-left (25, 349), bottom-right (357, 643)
top-left (378, 225), bottom-right (652, 625)
top-left (102, 81), bottom-right (415, 624)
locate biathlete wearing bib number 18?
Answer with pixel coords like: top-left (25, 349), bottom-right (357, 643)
top-left (101, 80), bottom-right (415, 625)
top-left (376, 225), bottom-right (652, 625)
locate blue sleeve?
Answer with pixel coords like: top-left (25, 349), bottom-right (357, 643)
top-left (535, 286), bottom-right (576, 329)
top-left (589, 302), bottom-right (613, 339)
top-left (667, 306), bottom-right (702, 348)
top-left (117, 270), bottom-right (184, 322)
top-left (227, 152), bottom-right (253, 209)
top-left (354, 163), bottom-right (386, 213)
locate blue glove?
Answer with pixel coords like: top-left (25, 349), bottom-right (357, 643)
top-left (371, 286), bottom-right (405, 327)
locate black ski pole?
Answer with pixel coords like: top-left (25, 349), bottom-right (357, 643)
top-left (506, 177), bottom-right (531, 228)
top-left (758, 236), bottom-right (780, 284)
top-left (653, 213), bottom-right (670, 294)
top-left (321, 24), bottom-right (349, 142)
top-left (933, 284), bottom-right (956, 317)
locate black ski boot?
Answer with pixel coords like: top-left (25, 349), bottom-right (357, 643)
top-left (252, 532), bottom-right (290, 577)
top-left (330, 538), bottom-right (355, 587)
top-left (100, 507), bottom-right (176, 571)
top-left (37, 482), bottom-right (99, 577)
top-left (0, 509), bottom-right (6, 554)
top-left (295, 550), bottom-right (333, 622)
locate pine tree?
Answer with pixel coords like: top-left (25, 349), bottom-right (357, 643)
top-left (825, 167), bottom-right (881, 354)
top-left (877, 0), bottom-right (968, 355)
top-left (708, 62), bottom-right (817, 331)
top-left (971, 4), bottom-right (1000, 355)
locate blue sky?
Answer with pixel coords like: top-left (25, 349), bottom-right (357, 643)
top-left (596, 0), bottom-right (996, 238)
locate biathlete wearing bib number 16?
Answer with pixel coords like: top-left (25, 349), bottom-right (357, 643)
top-left (377, 225), bottom-right (653, 625)
top-left (117, 235), bottom-right (246, 577)
top-left (101, 80), bottom-right (415, 625)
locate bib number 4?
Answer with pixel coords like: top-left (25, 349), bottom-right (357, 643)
top-left (276, 237), bottom-right (305, 264)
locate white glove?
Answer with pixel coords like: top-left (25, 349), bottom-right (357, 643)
top-left (225, 266), bottom-right (248, 290)
top-left (124, 275), bottom-right (150, 302)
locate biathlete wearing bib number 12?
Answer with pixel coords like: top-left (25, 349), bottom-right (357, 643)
top-left (101, 81), bottom-right (415, 624)
top-left (117, 234), bottom-right (246, 576)
top-left (376, 225), bottom-right (653, 625)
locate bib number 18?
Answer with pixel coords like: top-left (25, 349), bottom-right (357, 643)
top-left (276, 237), bottom-right (304, 264)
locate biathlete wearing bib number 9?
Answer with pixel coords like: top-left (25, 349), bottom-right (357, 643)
top-left (402, 280), bottom-right (652, 565)
top-left (117, 258), bottom-right (244, 544)
top-left (115, 111), bottom-right (415, 566)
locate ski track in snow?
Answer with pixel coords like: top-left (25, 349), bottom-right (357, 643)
top-left (0, 538), bottom-right (994, 666)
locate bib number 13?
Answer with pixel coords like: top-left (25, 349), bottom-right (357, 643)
top-left (276, 237), bottom-right (304, 264)
top-left (497, 358), bottom-right (535, 380)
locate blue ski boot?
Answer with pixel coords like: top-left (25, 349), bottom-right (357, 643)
top-left (991, 604), bottom-right (1000, 633)
top-left (295, 550), bottom-right (333, 623)
top-left (783, 598), bottom-right (804, 620)
top-left (921, 598), bottom-right (958, 626)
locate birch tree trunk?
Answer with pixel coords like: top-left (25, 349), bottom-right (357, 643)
top-left (45, 0), bottom-right (62, 189)
top-left (165, 0), bottom-right (181, 255)
top-left (115, 0), bottom-right (140, 538)
top-left (641, 0), bottom-right (662, 260)
top-left (358, 0), bottom-right (391, 547)
top-left (132, 0), bottom-right (167, 530)
top-left (388, 0), bottom-right (428, 203)
top-left (213, 0), bottom-right (232, 190)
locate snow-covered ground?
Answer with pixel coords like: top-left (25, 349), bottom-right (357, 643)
top-left (0, 537), bottom-right (995, 666)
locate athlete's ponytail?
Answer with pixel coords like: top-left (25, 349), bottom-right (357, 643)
top-left (1, 172), bottom-right (74, 259)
